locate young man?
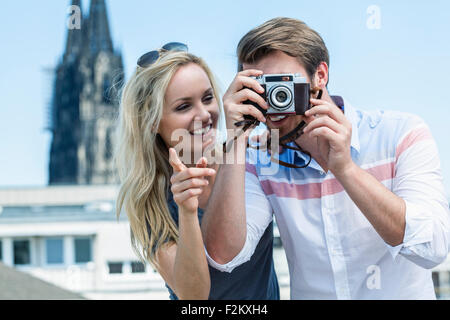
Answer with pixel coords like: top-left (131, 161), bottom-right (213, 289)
top-left (201, 17), bottom-right (450, 299)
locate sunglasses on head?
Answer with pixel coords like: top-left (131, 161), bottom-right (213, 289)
top-left (137, 42), bottom-right (188, 68)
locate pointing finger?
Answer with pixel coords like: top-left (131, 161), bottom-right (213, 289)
top-left (169, 148), bottom-right (186, 172)
top-left (196, 156), bottom-right (208, 169)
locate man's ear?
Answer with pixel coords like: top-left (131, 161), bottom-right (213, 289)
top-left (314, 62), bottom-right (329, 88)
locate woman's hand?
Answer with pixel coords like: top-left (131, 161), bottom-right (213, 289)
top-left (223, 69), bottom-right (269, 130)
top-left (169, 148), bottom-right (216, 214)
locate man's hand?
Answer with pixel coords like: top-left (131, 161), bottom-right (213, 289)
top-left (223, 69), bottom-right (268, 130)
top-left (303, 98), bottom-right (353, 175)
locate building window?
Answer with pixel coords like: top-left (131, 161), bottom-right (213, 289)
top-left (13, 240), bottom-right (31, 265)
top-left (103, 77), bottom-right (111, 103)
top-left (108, 262), bottom-right (123, 274)
top-left (131, 261), bottom-right (146, 273)
top-left (46, 238), bottom-right (64, 264)
top-left (74, 237), bottom-right (92, 263)
top-left (432, 272), bottom-right (441, 299)
top-left (104, 129), bottom-right (113, 161)
top-left (436, 271), bottom-right (450, 299)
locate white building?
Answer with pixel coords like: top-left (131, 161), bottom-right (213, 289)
top-left (0, 185), bottom-right (169, 300)
top-left (0, 185), bottom-right (448, 300)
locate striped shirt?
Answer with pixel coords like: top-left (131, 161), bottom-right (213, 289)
top-left (207, 98), bottom-right (450, 299)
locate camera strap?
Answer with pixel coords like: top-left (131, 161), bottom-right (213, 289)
top-left (261, 89), bottom-right (323, 168)
top-left (268, 93), bottom-right (346, 169)
top-left (221, 89), bottom-right (344, 169)
top-left (222, 89), bottom-right (320, 153)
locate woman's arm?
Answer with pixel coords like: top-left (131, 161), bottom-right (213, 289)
top-left (155, 210), bottom-right (210, 299)
top-left (155, 148), bottom-right (216, 299)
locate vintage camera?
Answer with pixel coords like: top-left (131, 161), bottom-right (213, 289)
top-left (244, 73), bottom-right (311, 116)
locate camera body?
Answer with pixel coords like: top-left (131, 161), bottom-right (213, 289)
top-left (245, 73), bottom-right (311, 116)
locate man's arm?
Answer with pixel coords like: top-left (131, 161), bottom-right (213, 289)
top-left (304, 101), bottom-right (450, 267)
top-left (334, 162), bottom-right (406, 246)
top-left (201, 150), bottom-right (247, 264)
top-left (335, 123), bottom-right (449, 267)
top-left (386, 121), bottom-right (449, 267)
top-left (304, 99), bottom-right (407, 245)
top-left (202, 69), bottom-right (271, 266)
top-left (202, 151), bottom-right (274, 270)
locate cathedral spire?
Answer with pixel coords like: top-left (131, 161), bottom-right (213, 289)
top-left (49, 0), bottom-right (123, 185)
top-left (64, 0), bottom-right (84, 63)
top-left (85, 0), bottom-right (114, 55)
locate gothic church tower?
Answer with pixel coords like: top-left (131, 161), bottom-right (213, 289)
top-left (49, 0), bottom-right (124, 185)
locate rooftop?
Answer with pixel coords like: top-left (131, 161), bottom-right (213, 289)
top-left (0, 185), bottom-right (119, 207)
top-left (0, 185), bottom-right (126, 224)
top-left (0, 263), bottom-right (85, 300)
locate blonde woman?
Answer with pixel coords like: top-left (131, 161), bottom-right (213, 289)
top-left (115, 43), bottom-right (279, 300)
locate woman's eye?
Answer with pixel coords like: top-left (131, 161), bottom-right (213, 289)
top-left (176, 104), bottom-right (190, 111)
top-left (203, 95), bottom-right (213, 103)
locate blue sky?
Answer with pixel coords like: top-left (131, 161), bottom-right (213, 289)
top-left (0, 0), bottom-right (449, 196)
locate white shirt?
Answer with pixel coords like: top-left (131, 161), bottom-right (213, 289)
top-left (206, 100), bottom-right (450, 299)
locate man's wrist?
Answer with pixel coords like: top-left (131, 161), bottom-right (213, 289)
top-left (333, 161), bottom-right (359, 183)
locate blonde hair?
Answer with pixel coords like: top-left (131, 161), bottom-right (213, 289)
top-left (237, 17), bottom-right (329, 82)
top-left (114, 51), bottom-right (222, 268)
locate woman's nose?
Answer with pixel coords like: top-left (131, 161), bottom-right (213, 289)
top-left (195, 104), bottom-right (211, 122)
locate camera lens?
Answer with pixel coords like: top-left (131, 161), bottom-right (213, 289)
top-left (275, 91), bottom-right (288, 103)
top-left (269, 86), bottom-right (292, 110)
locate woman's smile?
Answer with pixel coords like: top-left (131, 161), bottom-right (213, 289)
top-left (159, 62), bottom-right (220, 152)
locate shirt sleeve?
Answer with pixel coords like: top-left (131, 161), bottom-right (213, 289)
top-left (206, 162), bottom-right (274, 273)
top-left (387, 121), bottom-right (450, 269)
